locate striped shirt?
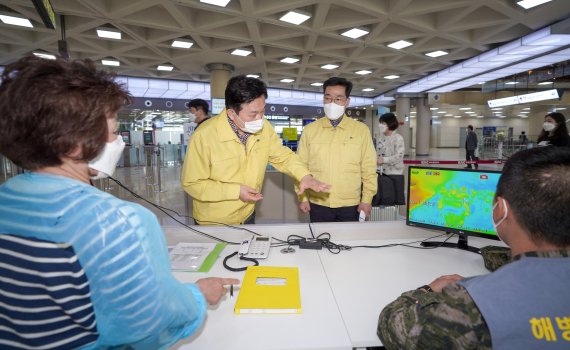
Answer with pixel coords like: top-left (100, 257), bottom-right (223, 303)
top-left (0, 173), bottom-right (207, 349)
top-left (0, 234), bottom-right (97, 350)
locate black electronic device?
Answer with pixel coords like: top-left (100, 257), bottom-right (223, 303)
top-left (406, 166), bottom-right (502, 253)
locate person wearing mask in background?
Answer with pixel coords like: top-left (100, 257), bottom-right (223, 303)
top-left (465, 125), bottom-right (479, 169)
top-left (181, 75), bottom-right (331, 225)
top-left (537, 112), bottom-right (570, 147)
top-left (377, 112), bottom-right (405, 175)
top-left (295, 77), bottom-right (377, 222)
top-left (188, 98), bottom-right (210, 128)
top-left (378, 146), bottom-right (570, 350)
top-left (0, 56), bottom-right (238, 349)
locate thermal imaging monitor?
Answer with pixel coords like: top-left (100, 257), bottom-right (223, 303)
top-left (406, 166), bottom-right (501, 253)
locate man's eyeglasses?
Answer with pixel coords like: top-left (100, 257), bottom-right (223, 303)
top-left (323, 96), bottom-right (347, 104)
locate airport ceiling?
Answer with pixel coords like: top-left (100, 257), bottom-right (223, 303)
top-left (1, 0), bottom-right (570, 97)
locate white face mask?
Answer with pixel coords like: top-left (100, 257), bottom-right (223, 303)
top-left (324, 102), bottom-right (345, 121)
top-left (379, 123), bottom-right (388, 134)
top-left (491, 198), bottom-right (508, 241)
top-left (188, 113), bottom-right (197, 123)
top-left (88, 135), bottom-right (125, 180)
top-left (236, 114), bottom-right (264, 134)
top-left (543, 122), bottom-right (556, 132)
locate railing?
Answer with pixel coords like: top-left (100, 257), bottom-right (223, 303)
top-left (480, 135), bottom-right (535, 160)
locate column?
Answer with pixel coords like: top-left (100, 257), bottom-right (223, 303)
top-left (205, 62), bottom-right (234, 99)
top-left (415, 97), bottom-right (430, 156)
top-left (395, 96), bottom-right (411, 157)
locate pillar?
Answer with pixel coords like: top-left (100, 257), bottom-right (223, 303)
top-left (205, 62), bottom-right (234, 99)
top-left (415, 97), bottom-right (430, 156)
top-left (395, 96), bottom-right (411, 157)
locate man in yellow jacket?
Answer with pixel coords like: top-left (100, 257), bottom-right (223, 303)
top-left (296, 77), bottom-right (377, 222)
top-left (181, 75), bottom-right (330, 225)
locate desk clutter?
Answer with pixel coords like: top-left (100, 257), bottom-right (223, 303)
top-left (168, 242), bottom-right (226, 272)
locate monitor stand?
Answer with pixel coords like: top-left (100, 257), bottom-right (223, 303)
top-left (420, 233), bottom-right (481, 254)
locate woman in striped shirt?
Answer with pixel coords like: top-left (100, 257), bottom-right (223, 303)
top-left (0, 56), bottom-right (237, 350)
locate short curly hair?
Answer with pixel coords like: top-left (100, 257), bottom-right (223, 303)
top-left (0, 56), bottom-right (132, 170)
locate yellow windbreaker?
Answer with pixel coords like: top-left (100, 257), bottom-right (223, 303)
top-left (181, 110), bottom-right (310, 225)
top-left (296, 116), bottom-right (377, 207)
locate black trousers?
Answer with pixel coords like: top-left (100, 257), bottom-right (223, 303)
top-left (466, 149), bottom-right (478, 169)
top-left (309, 203), bottom-right (359, 222)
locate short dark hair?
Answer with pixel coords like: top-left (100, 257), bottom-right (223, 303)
top-left (323, 77), bottom-right (353, 98)
top-left (225, 75), bottom-right (268, 113)
top-left (538, 112), bottom-right (569, 143)
top-left (496, 147), bottom-right (570, 246)
top-left (188, 98), bottom-right (209, 114)
top-left (0, 56), bottom-right (132, 170)
top-left (379, 113), bottom-right (399, 131)
top-left (467, 125), bottom-right (474, 131)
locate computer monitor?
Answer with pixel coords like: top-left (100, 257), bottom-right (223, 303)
top-left (406, 166), bottom-right (501, 253)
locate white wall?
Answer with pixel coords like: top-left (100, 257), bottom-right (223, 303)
top-left (411, 116), bottom-right (534, 148)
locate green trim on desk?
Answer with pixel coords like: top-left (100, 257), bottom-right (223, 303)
top-left (197, 243), bottom-right (226, 272)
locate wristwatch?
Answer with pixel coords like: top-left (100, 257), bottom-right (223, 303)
top-left (417, 284), bottom-right (433, 293)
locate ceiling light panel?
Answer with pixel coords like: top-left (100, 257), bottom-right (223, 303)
top-left (102, 59), bottom-right (120, 66)
top-left (157, 65), bottom-right (174, 71)
top-left (0, 14), bottom-right (33, 27)
top-left (279, 10), bottom-right (311, 25)
top-left (280, 78), bottom-right (294, 83)
top-left (96, 27), bottom-right (122, 40)
top-left (341, 28), bottom-right (369, 39)
top-left (384, 75), bottom-right (400, 79)
top-left (321, 64), bottom-right (339, 70)
top-left (33, 51), bottom-right (56, 60)
top-left (355, 70), bottom-right (372, 75)
top-left (387, 40), bottom-right (413, 49)
top-left (200, 0), bottom-right (231, 7)
top-left (171, 40), bottom-right (193, 48)
top-left (231, 48), bottom-right (252, 56)
top-left (425, 50), bottom-right (448, 58)
top-left (311, 82), bottom-right (323, 86)
top-left (517, 0), bottom-right (552, 10)
top-left (280, 57), bottom-right (299, 64)
top-left (246, 74), bottom-right (260, 78)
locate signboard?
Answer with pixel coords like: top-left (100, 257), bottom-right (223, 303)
top-left (282, 127), bottom-right (298, 141)
top-left (211, 98), bottom-right (225, 115)
top-left (31, 0), bottom-right (56, 29)
top-left (143, 131), bottom-right (154, 145)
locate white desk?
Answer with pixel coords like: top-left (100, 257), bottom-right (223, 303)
top-left (165, 221), bottom-right (499, 349)
top-left (169, 224), bottom-right (352, 350)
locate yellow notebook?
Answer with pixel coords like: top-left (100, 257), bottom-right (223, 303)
top-left (234, 266), bottom-right (301, 314)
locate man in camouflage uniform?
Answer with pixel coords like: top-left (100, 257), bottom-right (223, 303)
top-left (378, 146), bottom-right (570, 350)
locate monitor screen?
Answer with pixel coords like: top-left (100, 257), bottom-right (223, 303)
top-left (406, 166), bottom-right (501, 241)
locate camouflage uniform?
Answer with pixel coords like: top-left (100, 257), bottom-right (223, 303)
top-left (377, 250), bottom-right (570, 350)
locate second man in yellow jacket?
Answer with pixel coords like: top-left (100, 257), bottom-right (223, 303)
top-left (296, 77), bottom-right (377, 222)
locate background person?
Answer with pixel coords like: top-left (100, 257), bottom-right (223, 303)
top-left (295, 77), bottom-right (377, 222)
top-left (377, 146), bottom-right (570, 350)
top-left (537, 112), bottom-right (570, 147)
top-left (181, 75), bottom-right (330, 225)
top-left (188, 98), bottom-right (210, 127)
top-left (377, 112), bottom-right (405, 175)
top-left (465, 124), bottom-right (479, 169)
top-left (0, 56), bottom-right (238, 349)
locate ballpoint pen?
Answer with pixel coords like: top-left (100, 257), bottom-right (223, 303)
top-left (230, 284), bottom-right (234, 299)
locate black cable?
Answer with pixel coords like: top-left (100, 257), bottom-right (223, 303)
top-left (108, 176), bottom-right (239, 244)
top-left (222, 251), bottom-right (259, 272)
top-left (108, 176), bottom-right (288, 244)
